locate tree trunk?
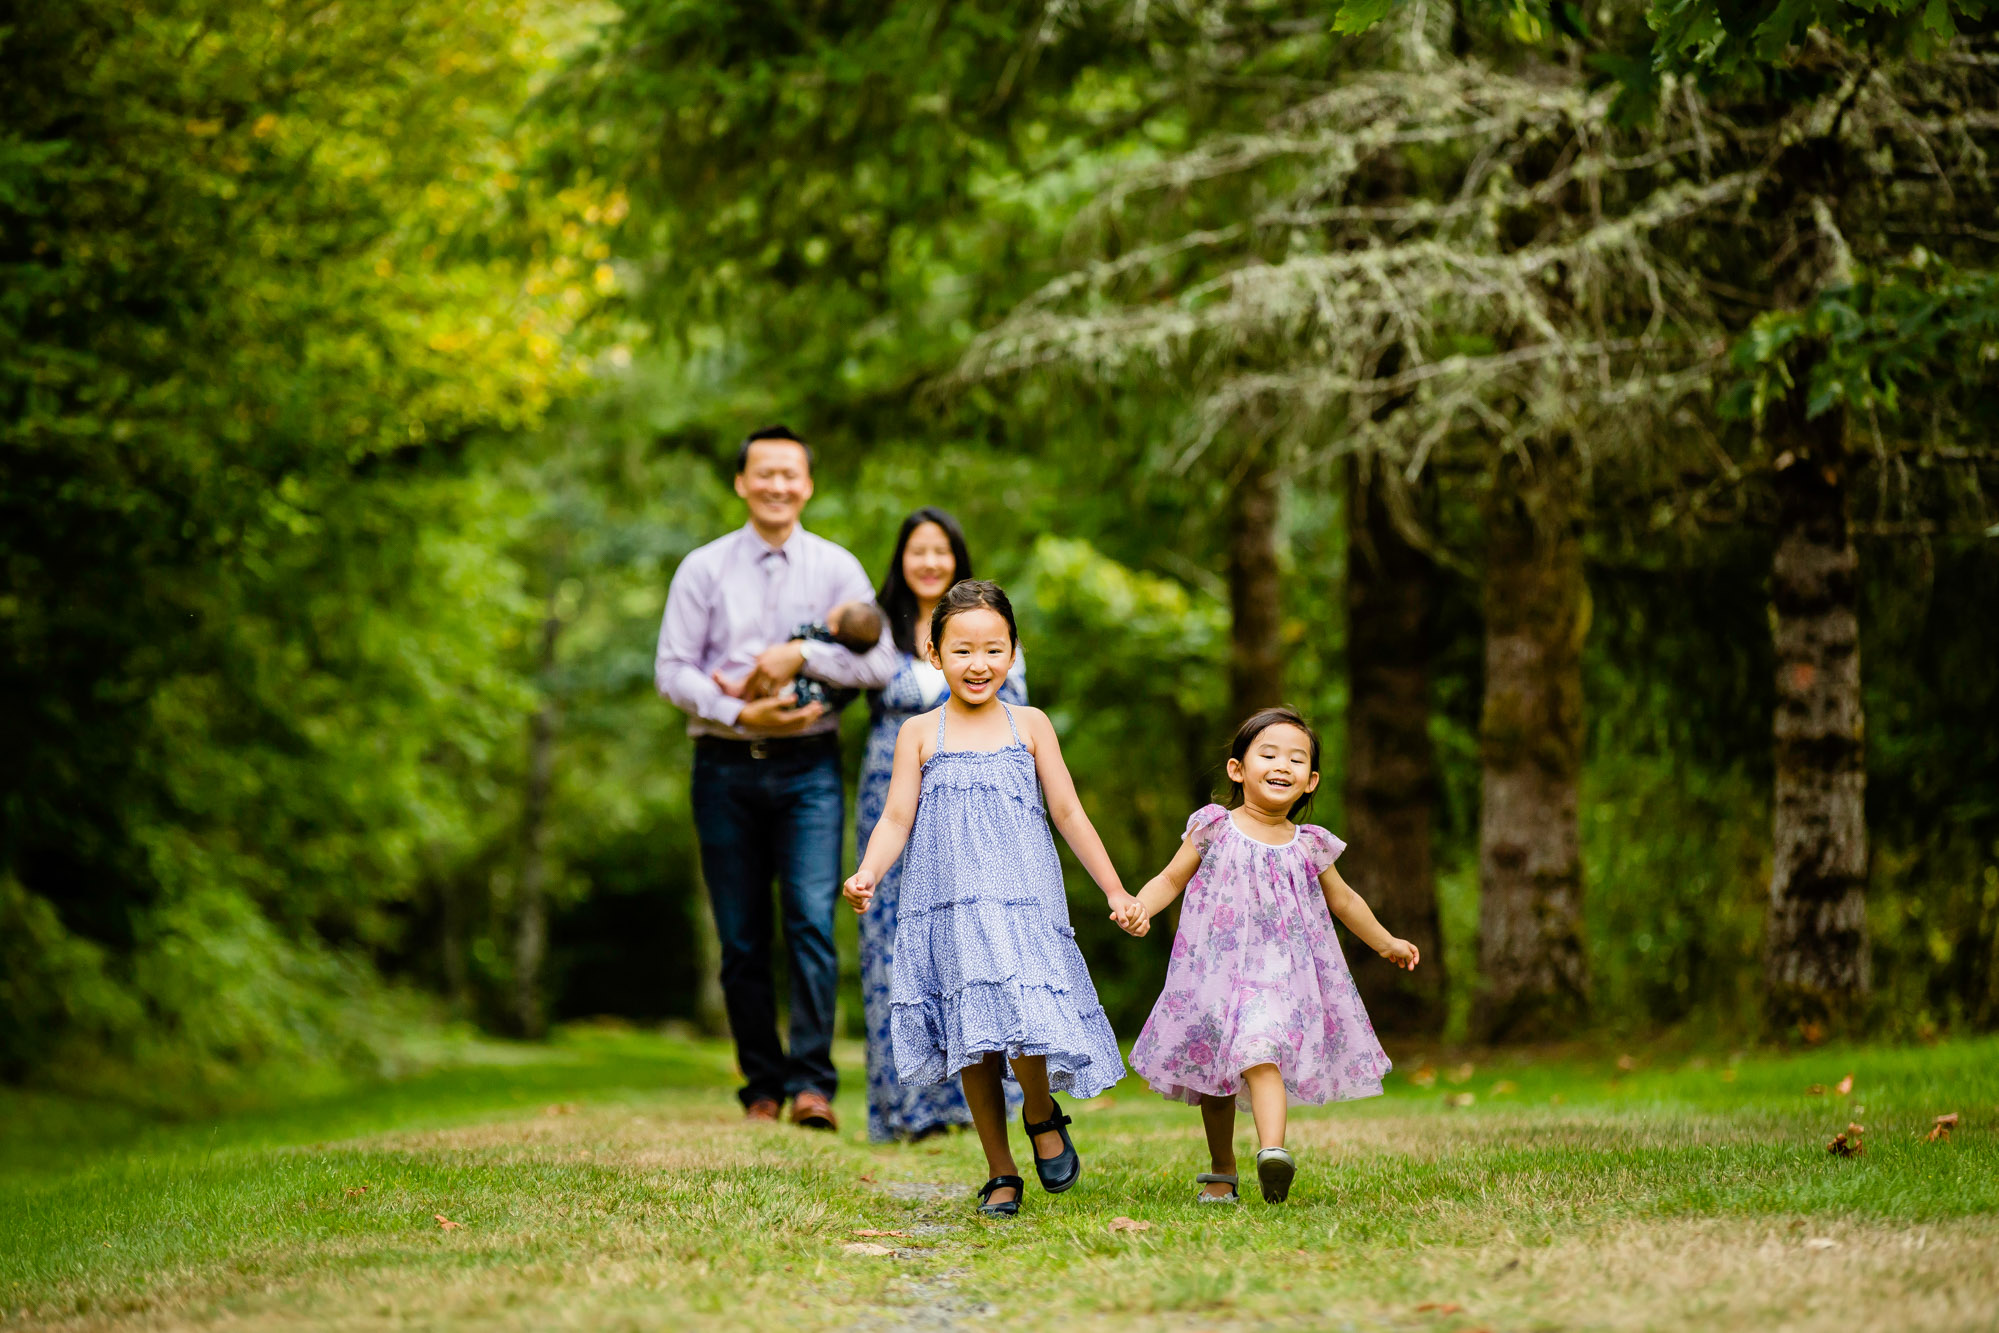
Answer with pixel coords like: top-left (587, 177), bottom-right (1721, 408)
top-left (1343, 458), bottom-right (1444, 1033)
top-left (1764, 387), bottom-right (1869, 1035)
top-left (1476, 452), bottom-right (1589, 1041)
top-left (514, 608), bottom-right (561, 1040)
top-left (1228, 448), bottom-right (1285, 718)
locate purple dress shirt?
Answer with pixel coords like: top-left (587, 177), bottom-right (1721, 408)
top-left (656, 522), bottom-right (898, 739)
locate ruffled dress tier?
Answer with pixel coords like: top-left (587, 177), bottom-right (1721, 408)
top-left (1131, 804), bottom-right (1391, 1109)
top-left (889, 704), bottom-right (1125, 1099)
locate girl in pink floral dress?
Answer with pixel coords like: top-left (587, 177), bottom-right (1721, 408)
top-left (1122, 706), bottom-right (1420, 1204)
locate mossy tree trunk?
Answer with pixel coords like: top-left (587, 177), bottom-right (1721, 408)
top-left (1476, 450), bottom-right (1589, 1040)
top-left (1764, 380), bottom-right (1869, 1035)
top-left (514, 605), bottom-right (561, 1040)
top-left (1343, 458), bottom-right (1445, 1033)
top-left (1228, 448), bottom-right (1285, 718)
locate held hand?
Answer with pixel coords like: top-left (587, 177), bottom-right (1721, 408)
top-left (743, 640), bottom-right (809, 699)
top-left (1107, 892), bottom-right (1149, 937)
top-left (1380, 938), bottom-right (1420, 971)
top-left (736, 695), bottom-right (824, 736)
top-left (843, 869), bottom-right (877, 913)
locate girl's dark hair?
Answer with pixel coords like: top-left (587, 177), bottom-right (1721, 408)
top-left (1226, 706), bottom-right (1322, 819)
top-left (927, 579), bottom-right (1018, 656)
top-left (875, 507), bottom-right (974, 654)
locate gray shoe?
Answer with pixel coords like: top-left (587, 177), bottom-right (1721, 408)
top-left (1255, 1147), bottom-right (1296, 1202)
top-left (1194, 1172), bottom-right (1240, 1204)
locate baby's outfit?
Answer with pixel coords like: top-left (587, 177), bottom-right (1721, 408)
top-left (889, 703), bottom-right (1125, 1097)
top-left (1131, 804), bottom-right (1390, 1108)
top-left (786, 619), bottom-right (860, 713)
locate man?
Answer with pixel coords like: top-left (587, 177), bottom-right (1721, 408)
top-left (656, 426), bottom-right (896, 1128)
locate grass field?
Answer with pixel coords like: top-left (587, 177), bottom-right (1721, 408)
top-left (3, 1029), bottom-right (1995, 1331)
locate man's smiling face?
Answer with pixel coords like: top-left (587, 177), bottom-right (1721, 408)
top-left (734, 439), bottom-right (813, 533)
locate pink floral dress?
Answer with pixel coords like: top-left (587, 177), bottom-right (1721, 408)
top-left (1130, 804), bottom-right (1392, 1108)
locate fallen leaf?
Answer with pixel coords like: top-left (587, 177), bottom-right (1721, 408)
top-left (1827, 1123), bottom-right (1864, 1157)
top-left (1926, 1112), bottom-right (1959, 1143)
top-left (1834, 1073), bottom-right (1853, 1095)
top-left (843, 1242), bottom-right (896, 1256)
top-left (1446, 1062), bottom-right (1476, 1084)
top-left (435, 1214), bottom-right (463, 1231)
top-left (1615, 1054), bottom-right (1637, 1072)
top-left (544, 1103), bottom-right (576, 1116)
top-left (858, 1171), bottom-right (876, 1184)
top-left (1108, 1216), bottom-right (1153, 1234)
top-left (1408, 1066), bottom-right (1437, 1088)
top-left (1799, 1020), bottom-right (1827, 1046)
top-left (1719, 1068), bottom-right (1738, 1083)
top-left (852, 1229), bottom-right (909, 1238)
top-left (1803, 1237), bottom-right (1839, 1251)
top-left (1415, 1301), bottom-right (1465, 1314)
top-left (1446, 1091), bottom-right (1476, 1108)
top-left (345, 1186), bottom-right (369, 1197)
top-left (1491, 1080), bottom-right (1519, 1096)
top-left (1805, 1084), bottom-right (1827, 1096)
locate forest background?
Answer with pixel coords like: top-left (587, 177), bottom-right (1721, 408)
top-left (3, 0), bottom-right (1996, 1112)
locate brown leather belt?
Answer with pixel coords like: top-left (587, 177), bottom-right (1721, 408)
top-left (694, 733), bottom-right (840, 761)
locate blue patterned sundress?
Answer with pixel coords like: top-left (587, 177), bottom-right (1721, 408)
top-left (856, 654), bottom-right (1025, 1141)
top-left (888, 702), bottom-right (1126, 1099)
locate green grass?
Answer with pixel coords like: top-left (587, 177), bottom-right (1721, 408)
top-left (2, 1032), bottom-right (1995, 1330)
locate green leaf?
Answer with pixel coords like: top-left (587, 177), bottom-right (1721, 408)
top-left (1332, 0), bottom-right (1399, 35)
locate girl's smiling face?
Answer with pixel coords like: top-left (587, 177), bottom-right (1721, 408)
top-left (1227, 722), bottom-right (1320, 817)
top-left (931, 607), bottom-right (1014, 706)
top-left (901, 521), bottom-right (958, 606)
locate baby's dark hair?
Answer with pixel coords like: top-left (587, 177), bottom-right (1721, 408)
top-left (1225, 705), bottom-right (1322, 820)
top-left (927, 579), bottom-right (1018, 656)
top-left (829, 601), bottom-right (884, 653)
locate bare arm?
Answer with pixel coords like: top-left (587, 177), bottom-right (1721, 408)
top-left (1118, 836), bottom-right (1205, 938)
top-left (843, 717), bottom-right (928, 911)
top-left (1023, 708), bottom-right (1143, 929)
top-left (1319, 864), bottom-right (1420, 969)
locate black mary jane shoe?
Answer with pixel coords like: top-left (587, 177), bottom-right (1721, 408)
top-left (1024, 1100), bottom-right (1082, 1194)
top-left (977, 1174), bottom-right (1025, 1217)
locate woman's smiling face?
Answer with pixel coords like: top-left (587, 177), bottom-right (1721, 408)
top-left (902, 521), bottom-right (957, 605)
top-left (931, 607), bottom-right (1014, 705)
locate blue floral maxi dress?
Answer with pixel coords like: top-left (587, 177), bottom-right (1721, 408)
top-left (889, 703), bottom-right (1125, 1100)
top-left (856, 654), bottom-right (1027, 1141)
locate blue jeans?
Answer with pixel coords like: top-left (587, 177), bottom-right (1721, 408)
top-left (691, 738), bottom-right (843, 1106)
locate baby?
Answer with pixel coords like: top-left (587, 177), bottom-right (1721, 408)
top-left (717, 600), bottom-right (884, 713)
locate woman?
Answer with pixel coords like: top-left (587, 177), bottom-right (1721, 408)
top-left (856, 507), bottom-right (1027, 1142)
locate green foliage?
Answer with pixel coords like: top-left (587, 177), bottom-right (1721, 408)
top-left (1725, 256), bottom-right (1999, 422)
top-left (0, 0), bottom-right (610, 1095)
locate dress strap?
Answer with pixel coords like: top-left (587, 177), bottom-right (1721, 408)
top-left (934, 702), bottom-right (949, 751)
top-left (1001, 702), bottom-right (1021, 744)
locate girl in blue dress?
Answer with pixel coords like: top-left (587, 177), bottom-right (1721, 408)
top-left (856, 509), bottom-right (1027, 1142)
top-left (845, 580), bottom-right (1140, 1215)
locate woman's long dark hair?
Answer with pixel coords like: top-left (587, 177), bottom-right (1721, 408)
top-left (875, 507), bottom-right (974, 655)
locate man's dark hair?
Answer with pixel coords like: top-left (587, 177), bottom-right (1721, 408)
top-left (875, 506), bottom-right (975, 654)
top-left (1225, 705), bottom-right (1322, 820)
top-left (737, 425), bottom-right (815, 473)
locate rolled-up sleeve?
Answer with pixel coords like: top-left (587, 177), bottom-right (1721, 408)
top-left (796, 549), bottom-right (898, 690)
top-left (656, 557), bottom-right (744, 729)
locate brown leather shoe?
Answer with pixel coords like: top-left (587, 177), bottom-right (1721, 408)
top-left (789, 1089), bottom-right (838, 1131)
top-left (744, 1097), bottom-right (781, 1122)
